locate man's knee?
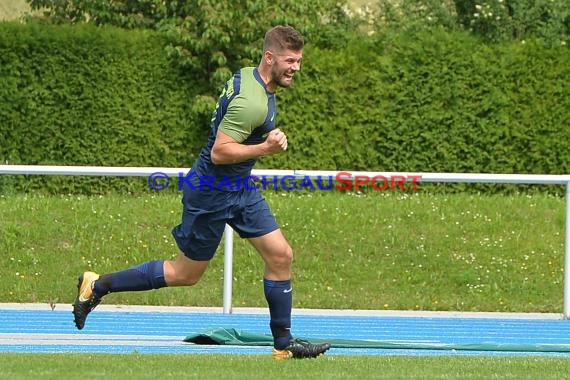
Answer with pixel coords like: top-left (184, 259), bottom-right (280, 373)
top-left (269, 244), bottom-right (293, 269)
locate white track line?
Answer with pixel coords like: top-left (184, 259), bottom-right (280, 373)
top-left (0, 303), bottom-right (563, 319)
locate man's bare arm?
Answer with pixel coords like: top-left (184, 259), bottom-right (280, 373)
top-left (211, 128), bottom-right (288, 165)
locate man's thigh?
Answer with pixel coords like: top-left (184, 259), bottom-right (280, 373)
top-left (171, 189), bottom-right (231, 261)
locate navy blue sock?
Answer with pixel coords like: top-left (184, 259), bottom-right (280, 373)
top-left (264, 278), bottom-right (293, 350)
top-left (93, 260), bottom-right (166, 297)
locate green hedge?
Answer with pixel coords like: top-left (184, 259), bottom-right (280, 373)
top-left (0, 22), bottom-right (206, 193)
top-left (0, 23), bottom-right (568, 194)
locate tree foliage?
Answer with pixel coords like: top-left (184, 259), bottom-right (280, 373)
top-left (372, 0), bottom-right (569, 45)
top-left (455, 0), bottom-right (570, 44)
top-left (27, 0), bottom-right (168, 27)
top-left (26, 0), bottom-right (358, 95)
top-left (26, 0), bottom-right (568, 99)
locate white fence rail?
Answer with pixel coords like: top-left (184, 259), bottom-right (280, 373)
top-left (1, 165), bottom-right (569, 317)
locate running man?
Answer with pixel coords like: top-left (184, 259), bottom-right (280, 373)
top-left (72, 25), bottom-right (331, 360)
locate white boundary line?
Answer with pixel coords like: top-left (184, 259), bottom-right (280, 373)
top-left (0, 303), bottom-right (562, 319)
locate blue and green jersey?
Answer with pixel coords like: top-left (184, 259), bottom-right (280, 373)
top-left (189, 67), bottom-right (277, 190)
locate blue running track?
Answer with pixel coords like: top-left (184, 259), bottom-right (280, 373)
top-left (1, 305), bottom-right (570, 356)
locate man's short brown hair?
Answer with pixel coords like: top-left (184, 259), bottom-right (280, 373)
top-left (263, 25), bottom-right (304, 53)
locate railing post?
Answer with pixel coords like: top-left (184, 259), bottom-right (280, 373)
top-left (222, 224), bottom-right (234, 314)
top-left (563, 182), bottom-right (570, 319)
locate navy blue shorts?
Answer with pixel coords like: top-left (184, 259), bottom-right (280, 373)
top-left (171, 186), bottom-right (279, 261)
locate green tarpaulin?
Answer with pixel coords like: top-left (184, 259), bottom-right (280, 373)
top-left (184, 327), bottom-right (570, 353)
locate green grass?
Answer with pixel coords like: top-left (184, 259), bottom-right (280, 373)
top-left (2, 353), bottom-right (570, 380)
top-left (0, 190), bottom-right (565, 313)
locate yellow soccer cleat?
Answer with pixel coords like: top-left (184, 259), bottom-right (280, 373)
top-left (272, 348), bottom-right (294, 360)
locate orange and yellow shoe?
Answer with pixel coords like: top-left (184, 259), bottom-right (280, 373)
top-left (272, 348), bottom-right (294, 360)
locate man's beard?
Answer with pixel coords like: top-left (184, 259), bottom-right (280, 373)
top-left (271, 67), bottom-right (293, 88)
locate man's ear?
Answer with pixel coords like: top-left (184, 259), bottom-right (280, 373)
top-left (264, 50), bottom-right (273, 65)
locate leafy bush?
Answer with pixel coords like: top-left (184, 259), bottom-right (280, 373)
top-left (0, 22), bottom-right (206, 193)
